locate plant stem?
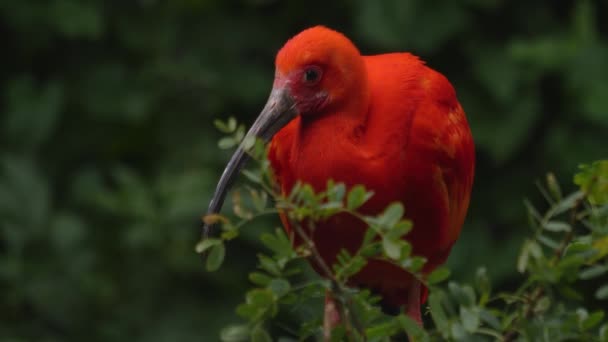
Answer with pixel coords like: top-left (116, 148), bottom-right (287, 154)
top-left (290, 220), bottom-right (366, 341)
top-left (503, 192), bottom-right (585, 341)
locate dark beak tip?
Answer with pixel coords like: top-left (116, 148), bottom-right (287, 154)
top-left (201, 221), bottom-right (220, 240)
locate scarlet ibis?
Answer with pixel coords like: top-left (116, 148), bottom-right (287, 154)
top-left (203, 26), bottom-right (475, 328)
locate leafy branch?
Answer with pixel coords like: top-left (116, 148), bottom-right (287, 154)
top-left (199, 118), bottom-right (608, 341)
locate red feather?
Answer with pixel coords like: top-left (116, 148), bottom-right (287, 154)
top-left (267, 26), bottom-right (475, 313)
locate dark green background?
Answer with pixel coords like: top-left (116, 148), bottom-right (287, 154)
top-left (1, 0), bottom-right (607, 340)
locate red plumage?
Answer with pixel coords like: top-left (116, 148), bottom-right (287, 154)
top-left (203, 26), bottom-right (474, 327)
top-left (267, 27), bottom-right (475, 313)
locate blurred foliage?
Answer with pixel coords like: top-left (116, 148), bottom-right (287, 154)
top-left (1, 0), bottom-right (607, 341)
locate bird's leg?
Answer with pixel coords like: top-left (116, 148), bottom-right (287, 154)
top-left (406, 280), bottom-right (422, 325)
top-left (323, 291), bottom-right (341, 341)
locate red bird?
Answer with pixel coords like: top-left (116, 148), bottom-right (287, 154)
top-left (203, 26), bottom-right (474, 330)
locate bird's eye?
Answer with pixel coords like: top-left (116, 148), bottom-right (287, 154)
top-left (302, 66), bottom-right (322, 85)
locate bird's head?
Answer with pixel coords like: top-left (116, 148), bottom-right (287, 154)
top-left (242, 26), bottom-right (368, 142)
top-left (202, 26), bottom-right (368, 239)
top-left (273, 26), bottom-right (367, 116)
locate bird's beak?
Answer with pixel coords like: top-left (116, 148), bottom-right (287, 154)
top-left (201, 86), bottom-right (297, 241)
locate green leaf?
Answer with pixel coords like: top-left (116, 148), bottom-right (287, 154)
top-left (234, 125), bottom-right (246, 142)
top-left (330, 325), bottom-right (346, 341)
top-left (195, 238), bottom-right (222, 254)
top-left (449, 282), bottom-right (476, 307)
top-left (543, 220), bottom-right (571, 232)
top-left (534, 296), bottom-right (551, 313)
top-left (517, 241), bottom-right (530, 273)
top-left (242, 169), bottom-right (262, 184)
top-left (479, 309), bottom-right (501, 330)
top-left (347, 185), bottom-right (372, 210)
top-left (382, 237), bottom-right (402, 260)
top-left (260, 233), bottom-right (280, 254)
top-left (596, 285), bottom-right (608, 300)
top-left (600, 323), bottom-right (608, 342)
top-left (218, 136), bottom-right (236, 149)
top-left (546, 172), bottom-right (562, 200)
top-left (295, 184), bottom-right (316, 206)
top-left (398, 315), bottom-right (429, 342)
top-left (582, 311), bottom-right (605, 330)
top-left (249, 272), bottom-right (272, 286)
top-left (242, 135), bottom-right (256, 152)
top-left (462, 285), bottom-right (477, 307)
top-left (517, 239), bottom-right (541, 273)
top-left (378, 202), bottom-right (405, 228)
top-left (428, 291), bottom-right (449, 332)
top-left (558, 285), bottom-right (584, 301)
top-left (579, 264), bottom-right (608, 280)
top-left (206, 243), bottom-right (225, 271)
top-left (362, 224), bottom-right (378, 245)
top-left (319, 201), bottom-right (343, 218)
top-left (227, 117), bottom-right (238, 132)
top-left (268, 278), bottom-right (291, 298)
top-left (366, 321), bottom-right (398, 339)
top-left (537, 234), bottom-right (561, 249)
top-left (258, 255), bottom-right (281, 276)
top-left (528, 240), bottom-right (543, 259)
top-left (327, 181), bottom-right (346, 202)
top-left (250, 188), bottom-right (268, 212)
top-left (213, 119), bottom-right (228, 132)
top-left (524, 199), bottom-right (542, 229)
top-left (460, 306), bottom-right (480, 332)
top-left (427, 267), bottom-right (451, 285)
top-left (400, 242), bottom-right (412, 259)
top-left (450, 321), bottom-right (467, 340)
top-left (237, 289), bottom-right (277, 320)
top-left (359, 241), bottom-right (382, 258)
top-left (566, 241), bottom-right (594, 253)
top-left (335, 253), bottom-right (367, 280)
top-left (402, 256), bottom-right (426, 273)
top-left (550, 191), bottom-right (585, 216)
top-left (577, 308), bottom-right (589, 325)
top-left (221, 229), bottom-right (239, 241)
top-left (214, 117), bottom-right (237, 133)
top-left (287, 181), bottom-right (303, 202)
top-left (260, 229), bottom-right (296, 268)
top-left (475, 267), bottom-right (491, 303)
top-left (220, 324), bottom-right (250, 342)
top-left (574, 161), bottom-right (608, 205)
top-left (251, 325), bottom-right (272, 342)
top-left (299, 318), bottom-right (323, 340)
top-left (385, 220), bottom-right (412, 240)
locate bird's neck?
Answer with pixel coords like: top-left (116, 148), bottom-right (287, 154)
top-left (293, 103), bottom-right (369, 174)
top-left (291, 57), bottom-right (371, 176)
top-left (299, 76), bottom-right (371, 135)
top-left (299, 99), bottom-right (368, 139)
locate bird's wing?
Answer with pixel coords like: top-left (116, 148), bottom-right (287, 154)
top-left (406, 67), bottom-right (475, 266)
top-left (364, 53), bottom-right (475, 268)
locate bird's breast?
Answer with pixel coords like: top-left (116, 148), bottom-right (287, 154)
top-left (270, 116), bottom-right (407, 222)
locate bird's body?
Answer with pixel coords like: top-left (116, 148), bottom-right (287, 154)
top-left (203, 26), bottom-right (474, 329)
top-left (269, 50), bottom-right (474, 311)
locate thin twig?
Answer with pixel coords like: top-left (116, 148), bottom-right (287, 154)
top-left (552, 196), bottom-right (585, 262)
top-left (290, 219), bottom-right (366, 341)
top-left (503, 193), bottom-right (585, 341)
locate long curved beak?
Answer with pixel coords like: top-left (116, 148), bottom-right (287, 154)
top-left (201, 86), bottom-right (297, 242)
